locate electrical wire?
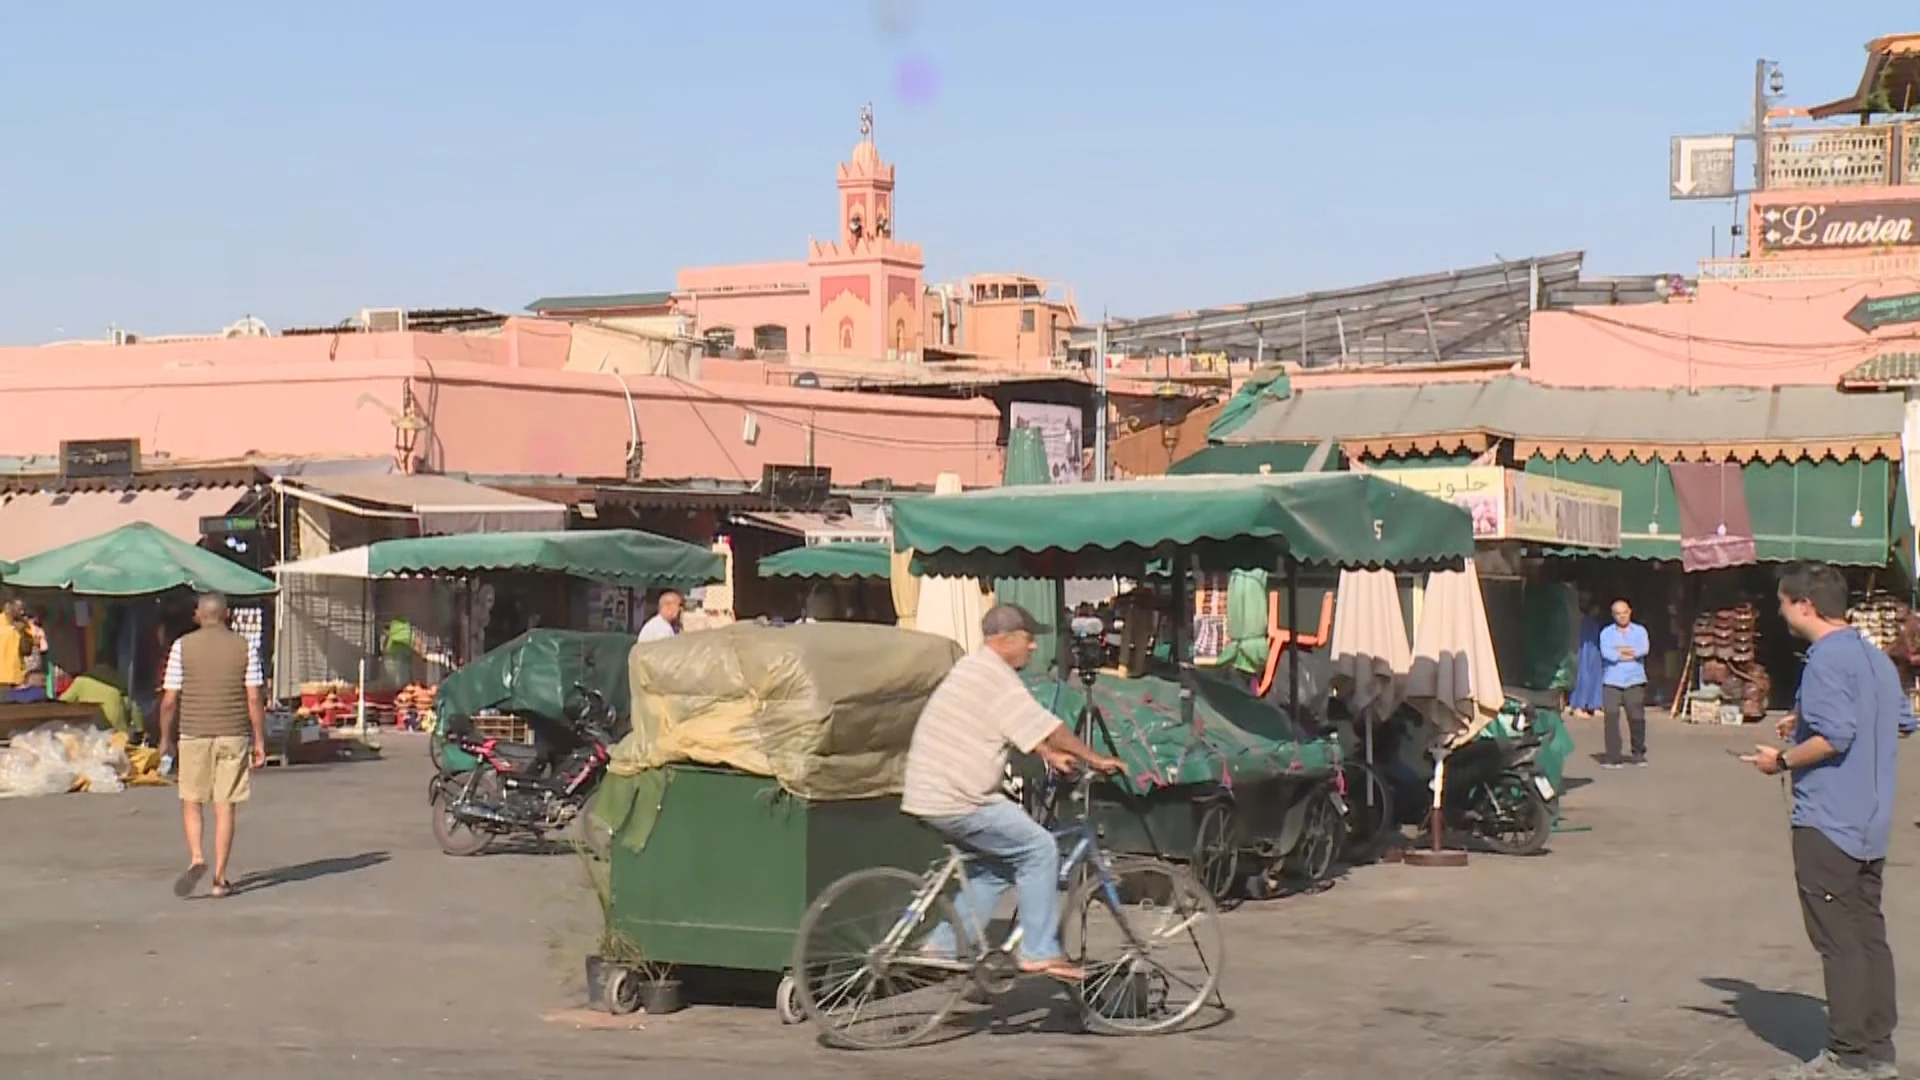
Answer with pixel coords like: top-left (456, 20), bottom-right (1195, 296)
top-left (662, 374), bottom-right (1002, 450)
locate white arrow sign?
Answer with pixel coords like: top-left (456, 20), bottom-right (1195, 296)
top-left (1669, 134), bottom-right (1737, 200)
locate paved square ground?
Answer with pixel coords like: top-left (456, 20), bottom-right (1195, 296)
top-left (4, 715), bottom-right (1918, 1079)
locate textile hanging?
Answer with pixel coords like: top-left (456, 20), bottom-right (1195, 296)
top-left (1669, 462), bottom-right (1757, 572)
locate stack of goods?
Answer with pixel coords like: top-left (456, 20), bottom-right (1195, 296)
top-left (393, 683), bottom-right (438, 732)
top-left (231, 606), bottom-right (266, 660)
top-left (295, 680), bottom-right (360, 727)
top-left (0, 722), bottom-right (162, 797)
top-left (1691, 602), bottom-right (1769, 721)
top-left (1849, 591), bottom-right (1920, 668)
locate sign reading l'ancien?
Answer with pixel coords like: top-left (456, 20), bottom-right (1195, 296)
top-left (1758, 200), bottom-right (1920, 253)
top-left (59, 438), bottom-right (139, 479)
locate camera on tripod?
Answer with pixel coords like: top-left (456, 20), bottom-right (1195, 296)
top-left (1068, 614), bottom-right (1107, 685)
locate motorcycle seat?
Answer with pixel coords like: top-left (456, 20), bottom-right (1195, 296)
top-left (479, 740), bottom-right (543, 768)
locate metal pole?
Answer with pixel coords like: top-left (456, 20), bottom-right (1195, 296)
top-left (1093, 319), bottom-right (1109, 482)
top-left (1752, 58), bottom-right (1769, 192)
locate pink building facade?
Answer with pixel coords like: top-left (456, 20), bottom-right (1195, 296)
top-left (0, 318), bottom-right (1002, 487)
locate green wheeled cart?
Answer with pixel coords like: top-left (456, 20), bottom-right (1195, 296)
top-left (601, 765), bottom-right (943, 1022)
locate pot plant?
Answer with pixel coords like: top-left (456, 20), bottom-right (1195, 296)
top-left (578, 838), bottom-right (683, 1016)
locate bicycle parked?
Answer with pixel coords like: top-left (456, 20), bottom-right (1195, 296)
top-left (788, 769), bottom-right (1225, 1049)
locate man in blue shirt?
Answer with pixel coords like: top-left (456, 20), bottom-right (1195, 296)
top-left (1598, 599), bottom-right (1652, 768)
top-left (1747, 561), bottom-right (1913, 1080)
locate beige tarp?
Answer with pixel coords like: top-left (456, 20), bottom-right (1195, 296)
top-left (609, 622), bottom-right (962, 800)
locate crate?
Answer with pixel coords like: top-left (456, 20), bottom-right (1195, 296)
top-left (1684, 697), bottom-right (1722, 725)
top-left (470, 713), bottom-right (531, 744)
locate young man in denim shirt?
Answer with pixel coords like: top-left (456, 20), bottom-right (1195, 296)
top-left (1746, 562), bottom-right (1915, 1079)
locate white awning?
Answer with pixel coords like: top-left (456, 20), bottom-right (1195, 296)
top-left (277, 474), bottom-right (566, 534)
top-left (271, 546), bottom-right (373, 579)
top-left (0, 486), bottom-right (248, 562)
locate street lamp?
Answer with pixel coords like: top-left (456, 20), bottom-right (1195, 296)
top-left (1156, 384), bottom-right (1184, 455)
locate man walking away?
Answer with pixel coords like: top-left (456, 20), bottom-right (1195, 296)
top-left (1745, 561), bottom-right (1912, 1079)
top-left (158, 593), bottom-right (267, 900)
top-left (1599, 598), bottom-right (1651, 768)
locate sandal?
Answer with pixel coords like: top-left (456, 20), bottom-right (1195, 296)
top-left (173, 863), bottom-right (207, 898)
top-left (1017, 958), bottom-right (1086, 982)
top-left (209, 880), bottom-right (232, 899)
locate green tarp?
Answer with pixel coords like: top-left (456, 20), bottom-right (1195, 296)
top-left (1525, 454), bottom-right (1894, 566)
top-left (996, 427), bottom-right (1061, 670)
top-left (370, 530), bottom-right (723, 587)
top-left (757, 543), bottom-right (891, 579)
top-left (1205, 368), bottom-right (1293, 441)
top-left (7, 522), bottom-right (275, 597)
top-left (1022, 669), bottom-right (1342, 792)
top-left (1169, 442), bottom-right (1334, 476)
top-left (892, 472), bottom-right (1474, 578)
top-left (434, 629), bottom-right (636, 724)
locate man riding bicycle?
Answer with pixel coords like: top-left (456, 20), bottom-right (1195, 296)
top-left (901, 603), bottom-right (1124, 983)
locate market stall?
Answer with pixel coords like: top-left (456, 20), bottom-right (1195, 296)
top-left (271, 529), bottom-right (724, 723)
top-left (0, 522), bottom-right (275, 742)
top-left (890, 471), bottom-right (1482, 895)
top-left (755, 542), bottom-right (895, 623)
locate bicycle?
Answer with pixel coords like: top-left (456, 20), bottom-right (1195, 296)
top-left (788, 769), bottom-right (1225, 1049)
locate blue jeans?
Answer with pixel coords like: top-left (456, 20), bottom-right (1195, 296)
top-left (922, 800), bottom-right (1063, 963)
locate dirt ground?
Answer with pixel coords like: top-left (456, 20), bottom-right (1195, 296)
top-left (3, 714), bottom-right (1917, 1079)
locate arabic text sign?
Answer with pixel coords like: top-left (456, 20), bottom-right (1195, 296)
top-left (1505, 471), bottom-right (1622, 549)
top-left (1376, 467), bottom-right (1506, 540)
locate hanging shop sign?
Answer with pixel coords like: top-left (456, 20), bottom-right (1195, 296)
top-left (1504, 471), bottom-right (1622, 550)
top-left (1757, 200), bottom-right (1920, 253)
top-left (1373, 466), bottom-right (1621, 549)
top-left (59, 438), bottom-right (139, 480)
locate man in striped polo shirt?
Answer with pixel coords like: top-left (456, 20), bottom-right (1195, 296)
top-left (902, 603), bottom-right (1123, 983)
top-left (158, 593), bottom-right (268, 900)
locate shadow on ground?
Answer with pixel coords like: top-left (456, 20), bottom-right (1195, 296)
top-left (1688, 976), bottom-right (1827, 1061)
top-left (231, 851), bottom-right (391, 894)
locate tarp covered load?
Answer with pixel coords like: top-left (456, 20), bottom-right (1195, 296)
top-left (435, 630), bottom-right (636, 725)
top-left (1022, 669), bottom-right (1341, 793)
top-left (609, 622), bottom-right (963, 801)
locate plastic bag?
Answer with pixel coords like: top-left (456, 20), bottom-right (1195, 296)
top-left (0, 722), bottom-right (132, 798)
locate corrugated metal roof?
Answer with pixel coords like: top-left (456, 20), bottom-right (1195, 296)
top-left (525, 291), bottom-right (674, 313)
top-left (1224, 376), bottom-right (1906, 463)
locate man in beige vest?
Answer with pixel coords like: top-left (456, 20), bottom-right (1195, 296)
top-left (158, 593), bottom-right (267, 899)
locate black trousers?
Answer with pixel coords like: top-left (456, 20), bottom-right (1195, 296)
top-left (1600, 683), bottom-right (1646, 760)
top-left (1793, 826), bottom-right (1897, 1066)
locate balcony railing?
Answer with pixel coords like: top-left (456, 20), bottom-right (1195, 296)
top-left (1698, 250), bottom-right (1920, 281)
top-left (1763, 121), bottom-right (1920, 190)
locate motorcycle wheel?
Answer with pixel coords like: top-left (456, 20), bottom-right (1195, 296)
top-left (431, 770), bottom-right (497, 857)
top-left (1465, 773), bottom-right (1552, 857)
top-left (1338, 763), bottom-right (1395, 861)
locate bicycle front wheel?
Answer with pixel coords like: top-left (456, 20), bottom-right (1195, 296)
top-left (1062, 856), bottom-right (1223, 1036)
top-left (790, 866), bottom-right (971, 1050)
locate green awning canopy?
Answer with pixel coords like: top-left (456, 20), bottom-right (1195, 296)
top-left (1168, 442), bottom-right (1338, 476)
top-left (1524, 454), bottom-right (1894, 566)
top-left (891, 473), bottom-right (1473, 578)
top-left (7, 522), bottom-right (276, 597)
top-left (757, 542), bottom-right (892, 580)
top-left (274, 529), bottom-right (724, 588)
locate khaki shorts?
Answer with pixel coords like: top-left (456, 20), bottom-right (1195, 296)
top-left (177, 735), bottom-right (253, 804)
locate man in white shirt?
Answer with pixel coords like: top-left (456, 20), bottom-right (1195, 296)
top-left (903, 604), bottom-right (1122, 982)
top-left (637, 590), bottom-right (682, 643)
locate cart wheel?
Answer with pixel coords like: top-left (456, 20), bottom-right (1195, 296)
top-left (605, 967), bottom-right (644, 1016)
top-left (1283, 787), bottom-right (1341, 884)
top-left (775, 973), bottom-right (804, 1025)
top-left (1190, 799), bottom-right (1239, 903)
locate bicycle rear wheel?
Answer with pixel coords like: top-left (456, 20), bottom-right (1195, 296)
top-left (1062, 856), bottom-right (1223, 1035)
top-left (790, 866), bottom-right (971, 1050)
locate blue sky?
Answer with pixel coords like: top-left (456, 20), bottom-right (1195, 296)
top-left (2, 1), bottom-right (1912, 343)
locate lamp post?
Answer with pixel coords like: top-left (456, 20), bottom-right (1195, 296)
top-left (1156, 383), bottom-right (1184, 466)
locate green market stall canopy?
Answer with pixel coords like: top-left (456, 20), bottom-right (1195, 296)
top-left (757, 542), bottom-right (892, 580)
top-left (273, 529), bottom-right (723, 588)
top-left (7, 522), bottom-right (275, 597)
top-left (891, 473), bottom-right (1474, 578)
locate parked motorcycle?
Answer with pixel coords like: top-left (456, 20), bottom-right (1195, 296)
top-left (1370, 705), bottom-right (1554, 857)
top-left (429, 681), bottom-right (618, 857)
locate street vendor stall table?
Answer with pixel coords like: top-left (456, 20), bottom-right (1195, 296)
top-left (890, 472), bottom-right (1477, 899)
